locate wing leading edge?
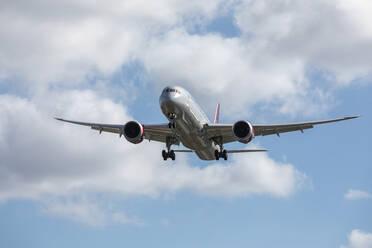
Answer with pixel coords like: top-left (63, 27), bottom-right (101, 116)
top-left (205, 115), bottom-right (359, 144)
top-left (254, 116), bottom-right (359, 136)
top-left (55, 117), bottom-right (174, 144)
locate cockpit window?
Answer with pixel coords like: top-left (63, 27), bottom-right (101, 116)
top-left (165, 88), bottom-right (181, 94)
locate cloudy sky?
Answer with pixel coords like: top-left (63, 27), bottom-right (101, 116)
top-left (0, 0), bottom-right (371, 247)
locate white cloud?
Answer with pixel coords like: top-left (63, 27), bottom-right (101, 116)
top-left (1, 0), bottom-right (371, 117)
top-left (141, 28), bottom-right (308, 116)
top-left (0, 0), bottom-right (225, 86)
top-left (234, 0), bottom-right (372, 84)
top-left (141, 28), bottom-right (339, 117)
top-left (345, 189), bottom-right (372, 200)
top-left (0, 91), bottom-right (133, 200)
top-left (140, 0), bottom-right (372, 117)
top-left (42, 197), bottom-right (145, 226)
top-left (341, 230), bottom-right (372, 248)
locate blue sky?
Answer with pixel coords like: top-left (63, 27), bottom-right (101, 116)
top-left (0, 1), bottom-right (371, 247)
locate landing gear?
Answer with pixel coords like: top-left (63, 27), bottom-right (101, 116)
top-left (168, 122), bottom-right (176, 129)
top-left (162, 149), bottom-right (175, 160)
top-left (163, 137), bottom-right (176, 161)
top-left (168, 113), bottom-right (177, 120)
top-left (215, 149), bottom-right (228, 160)
top-left (213, 137), bottom-right (228, 161)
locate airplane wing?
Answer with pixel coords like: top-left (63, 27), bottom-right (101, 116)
top-left (205, 116), bottom-right (359, 144)
top-left (55, 118), bottom-right (174, 144)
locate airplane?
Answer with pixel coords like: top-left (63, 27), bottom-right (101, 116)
top-left (55, 86), bottom-right (359, 161)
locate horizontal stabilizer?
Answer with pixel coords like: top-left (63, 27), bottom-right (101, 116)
top-left (173, 149), bottom-right (267, 153)
top-left (226, 149), bottom-right (267, 153)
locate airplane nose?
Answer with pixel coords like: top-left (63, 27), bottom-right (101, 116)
top-left (159, 92), bottom-right (183, 118)
top-left (160, 90), bottom-right (178, 104)
top-left (160, 96), bottom-right (176, 112)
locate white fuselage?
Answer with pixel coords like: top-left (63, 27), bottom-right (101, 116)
top-left (159, 86), bottom-right (219, 160)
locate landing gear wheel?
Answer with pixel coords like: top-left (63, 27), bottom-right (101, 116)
top-left (162, 150), bottom-right (168, 161)
top-left (170, 150), bottom-right (176, 160)
top-left (215, 149), bottom-right (228, 161)
top-left (222, 150), bottom-right (228, 160)
top-left (215, 150), bottom-right (220, 160)
top-left (162, 149), bottom-right (176, 161)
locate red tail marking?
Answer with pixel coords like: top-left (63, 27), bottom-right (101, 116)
top-left (214, 103), bottom-right (220, 124)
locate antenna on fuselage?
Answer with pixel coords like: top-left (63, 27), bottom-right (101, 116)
top-left (214, 103), bottom-right (220, 124)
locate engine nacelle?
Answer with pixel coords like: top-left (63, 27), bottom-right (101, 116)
top-left (123, 121), bottom-right (144, 144)
top-left (232, 120), bottom-right (254, 143)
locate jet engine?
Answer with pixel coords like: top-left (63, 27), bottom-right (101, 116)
top-left (123, 121), bottom-right (144, 144)
top-left (232, 120), bottom-right (254, 143)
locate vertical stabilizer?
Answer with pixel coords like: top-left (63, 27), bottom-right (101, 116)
top-left (214, 103), bottom-right (220, 124)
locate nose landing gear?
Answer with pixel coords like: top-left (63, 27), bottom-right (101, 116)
top-left (168, 122), bottom-right (176, 129)
top-left (168, 113), bottom-right (177, 120)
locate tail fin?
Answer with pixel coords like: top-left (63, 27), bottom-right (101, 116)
top-left (214, 103), bottom-right (220, 124)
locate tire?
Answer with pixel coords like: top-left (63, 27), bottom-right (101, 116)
top-left (162, 150), bottom-right (168, 160)
top-left (223, 150), bottom-right (228, 160)
top-left (170, 150), bottom-right (176, 160)
top-left (215, 150), bottom-right (220, 160)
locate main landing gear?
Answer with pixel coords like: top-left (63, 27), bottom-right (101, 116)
top-left (215, 149), bottom-right (228, 160)
top-left (163, 114), bottom-right (177, 160)
top-left (163, 136), bottom-right (176, 161)
top-left (162, 149), bottom-right (175, 161)
top-left (214, 137), bottom-right (228, 160)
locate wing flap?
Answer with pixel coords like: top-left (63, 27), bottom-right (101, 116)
top-left (143, 124), bottom-right (174, 143)
top-left (226, 149), bottom-right (267, 153)
top-left (204, 124), bottom-right (235, 143)
top-left (257, 125), bottom-right (313, 136)
top-left (91, 126), bottom-right (122, 134)
top-left (143, 124), bottom-right (173, 136)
